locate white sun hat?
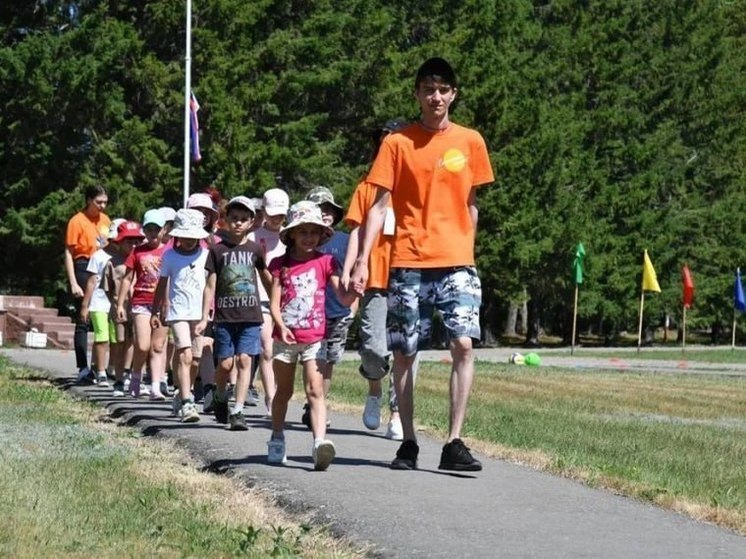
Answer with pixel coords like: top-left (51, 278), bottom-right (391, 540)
top-left (169, 209), bottom-right (209, 239)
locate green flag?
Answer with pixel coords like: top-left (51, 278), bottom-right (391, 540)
top-left (572, 242), bottom-right (586, 284)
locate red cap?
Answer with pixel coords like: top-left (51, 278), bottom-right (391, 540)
top-left (115, 221), bottom-right (145, 243)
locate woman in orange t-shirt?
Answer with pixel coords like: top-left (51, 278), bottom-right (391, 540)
top-left (64, 185), bottom-right (111, 380)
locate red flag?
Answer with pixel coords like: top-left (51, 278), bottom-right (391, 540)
top-left (682, 265), bottom-right (694, 308)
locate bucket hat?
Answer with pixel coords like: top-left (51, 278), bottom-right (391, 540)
top-left (170, 209), bottom-right (210, 239)
top-left (306, 186), bottom-right (343, 226)
top-left (187, 192), bottom-right (218, 219)
top-left (279, 201), bottom-right (334, 246)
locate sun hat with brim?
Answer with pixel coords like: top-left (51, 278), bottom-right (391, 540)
top-left (306, 186), bottom-right (343, 226)
top-left (226, 195), bottom-right (256, 214)
top-left (115, 221), bottom-right (145, 243)
top-left (108, 218), bottom-right (127, 240)
top-left (187, 192), bottom-right (218, 218)
top-left (279, 201), bottom-right (334, 246)
top-left (170, 209), bottom-right (210, 240)
top-left (143, 208), bottom-right (166, 228)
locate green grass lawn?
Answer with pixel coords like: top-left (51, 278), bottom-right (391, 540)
top-left (544, 348), bottom-right (746, 363)
top-left (327, 360), bottom-right (746, 534)
top-left (0, 357), bottom-right (363, 558)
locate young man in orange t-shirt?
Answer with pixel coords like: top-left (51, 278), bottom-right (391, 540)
top-left (351, 57), bottom-right (495, 472)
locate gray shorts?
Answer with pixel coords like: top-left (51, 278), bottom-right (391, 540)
top-left (387, 266), bottom-right (482, 356)
top-left (358, 289), bottom-right (390, 380)
top-left (318, 312), bottom-right (355, 364)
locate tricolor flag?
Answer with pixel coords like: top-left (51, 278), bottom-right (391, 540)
top-left (190, 91), bottom-right (202, 162)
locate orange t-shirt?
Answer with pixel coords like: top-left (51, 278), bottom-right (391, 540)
top-left (344, 180), bottom-right (394, 290)
top-left (65, 211), bottom-right (111, 260)
top-left (366, 123), bottom-right (494, 268)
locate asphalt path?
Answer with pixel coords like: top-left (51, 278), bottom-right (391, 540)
top-left (2, 347), bottom-right (745, 558)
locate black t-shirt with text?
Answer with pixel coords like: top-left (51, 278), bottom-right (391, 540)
top-left (205, 240), bottom-right (266, 324)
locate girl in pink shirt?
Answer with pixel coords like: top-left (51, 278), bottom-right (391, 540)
top-left (266, 201), bottom-right (354, 471)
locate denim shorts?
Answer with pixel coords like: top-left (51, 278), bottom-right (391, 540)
top-left (214, 322), bottom-right (262, 360)
top-left (387, 266), bottom-right (482, 355)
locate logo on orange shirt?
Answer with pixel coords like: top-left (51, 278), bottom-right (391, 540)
top-left (439, 149), bottom-right (467, 173)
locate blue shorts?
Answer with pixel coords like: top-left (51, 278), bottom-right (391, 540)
top-left (214, 322), bottom-right (262, 361)
top-left (387, 266), bottom-right (482, 356)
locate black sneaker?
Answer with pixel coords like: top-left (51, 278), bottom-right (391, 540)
top-left (438, 439), bottom-right (482, 472)
top-left (214, 396), bottom-right (229, 424)
top-left (229, 411), bottom-right (249, 431)
top-left (301, 403), bottom-right (312, 430)
top-left (390, 440), bottom-right (419, 470)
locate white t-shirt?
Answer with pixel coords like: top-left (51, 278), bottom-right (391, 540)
top-left (86, 249), bottom-right (113, 313)
top-left (159, 246), bottom-right (209, 321)
top-left (249, 227), bottom-right (285, 302)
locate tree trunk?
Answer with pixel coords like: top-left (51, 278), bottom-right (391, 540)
top-left (503, 304), bottom-right (518, 336)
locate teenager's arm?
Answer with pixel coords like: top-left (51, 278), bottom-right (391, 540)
top-left (195, 272), bottom-right (216, 335)
top-left (116, 269), bottom-right (134, 322)
top-left (350, 187), bottom-right (389, 293)
top-left (64, 246), bottom-right (83, 298)
top-left (468, 185), bottom-right (479, 231)
top-left (341, 225), bottom-right (360, 291)
top-left (258, 268), bottom-right (273, 295)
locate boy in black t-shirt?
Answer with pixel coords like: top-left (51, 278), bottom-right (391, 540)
top-left (197, 196), bottom-right (272, 430)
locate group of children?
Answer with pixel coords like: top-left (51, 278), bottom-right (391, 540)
top-left (80, 186), bottom-right (379, 471)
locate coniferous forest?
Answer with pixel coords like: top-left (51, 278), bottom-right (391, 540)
top-left (1, 0), bottom-right (745, 343)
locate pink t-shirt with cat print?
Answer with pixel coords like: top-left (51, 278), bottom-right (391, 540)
top-left (268, 252), bottom-right (337, 344)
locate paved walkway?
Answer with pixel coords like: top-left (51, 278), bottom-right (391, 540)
top-left (2, 347), bottom-right (745, 558)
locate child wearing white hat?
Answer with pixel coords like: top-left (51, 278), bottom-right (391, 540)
top-left (150, 209), bottom-right (210, 423)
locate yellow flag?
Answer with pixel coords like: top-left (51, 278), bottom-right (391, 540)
top-left (642, 250), bottom-right (661, 292)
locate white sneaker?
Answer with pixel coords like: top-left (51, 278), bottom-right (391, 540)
top-left (385, 417), bottom-right (404, 441)
top-left (96, 374), bottom-right (109, 387)
top-left (267, 438), bottom-right (287, 464)
top-left (312, 439), bottom-right (336, 471)
top-left (180, 401), bottom-right (200, 423)
top-left (362, 396), bottom-right (381, 430)
top-left (247, 387), bottom-right (260, 406)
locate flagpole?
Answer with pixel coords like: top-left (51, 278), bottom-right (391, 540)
top-left (182, 0), bottom-right (192, 208)
top-left (571, 285), bottom-right (579, 355)
top-left (682, 304), bottom-right (686, 354)
top-left (732, 309), bottom-right (737, 352)
top-left (637, 292), bottom-right (645, 353)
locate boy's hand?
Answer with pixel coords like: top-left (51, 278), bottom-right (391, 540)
top-left (194, 319), bottom-right (207, 336)
top-left (80, 306), bottom-right (89, 323)
top-left (116, 305), bottom-right (127, 323)
top-left (150, 313), bottom-right (162, 330)
top-left (350, 260), bottom-right (368, 295)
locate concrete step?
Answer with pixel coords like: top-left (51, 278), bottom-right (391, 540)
top-left (14, 309), bottom-right (62, 321)
top-left (0, 295), bottom-right (45, 310)
top-left (28, 316), bottom-right (74, 328)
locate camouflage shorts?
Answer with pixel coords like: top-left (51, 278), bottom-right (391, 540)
top-left (387, 267), bottom-right (482, 356)
top-left (318, 312), bottom-right (355, 364)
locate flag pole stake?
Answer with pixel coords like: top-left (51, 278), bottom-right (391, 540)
top-left (637, 292), bottom-right (645, 354)
top-left (732, 309), bottom-right (737, 352)
top-left (682, 305), bottom-right (686, 354)
top-left (571, 285), bottom-right (579, 355)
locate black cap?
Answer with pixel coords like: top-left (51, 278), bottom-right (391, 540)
top-left (415, 57), bottom-right (457, 88)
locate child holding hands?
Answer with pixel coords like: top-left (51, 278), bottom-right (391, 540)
top-left (267, 201), bottom-right (355, 470)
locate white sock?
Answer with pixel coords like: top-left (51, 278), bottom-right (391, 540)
top-left (97, 370), bottom-right (106, 378)
top-left (232, 404), bottom-right (243, 415)
top-left (151, 382), bottom-right (160, 394)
